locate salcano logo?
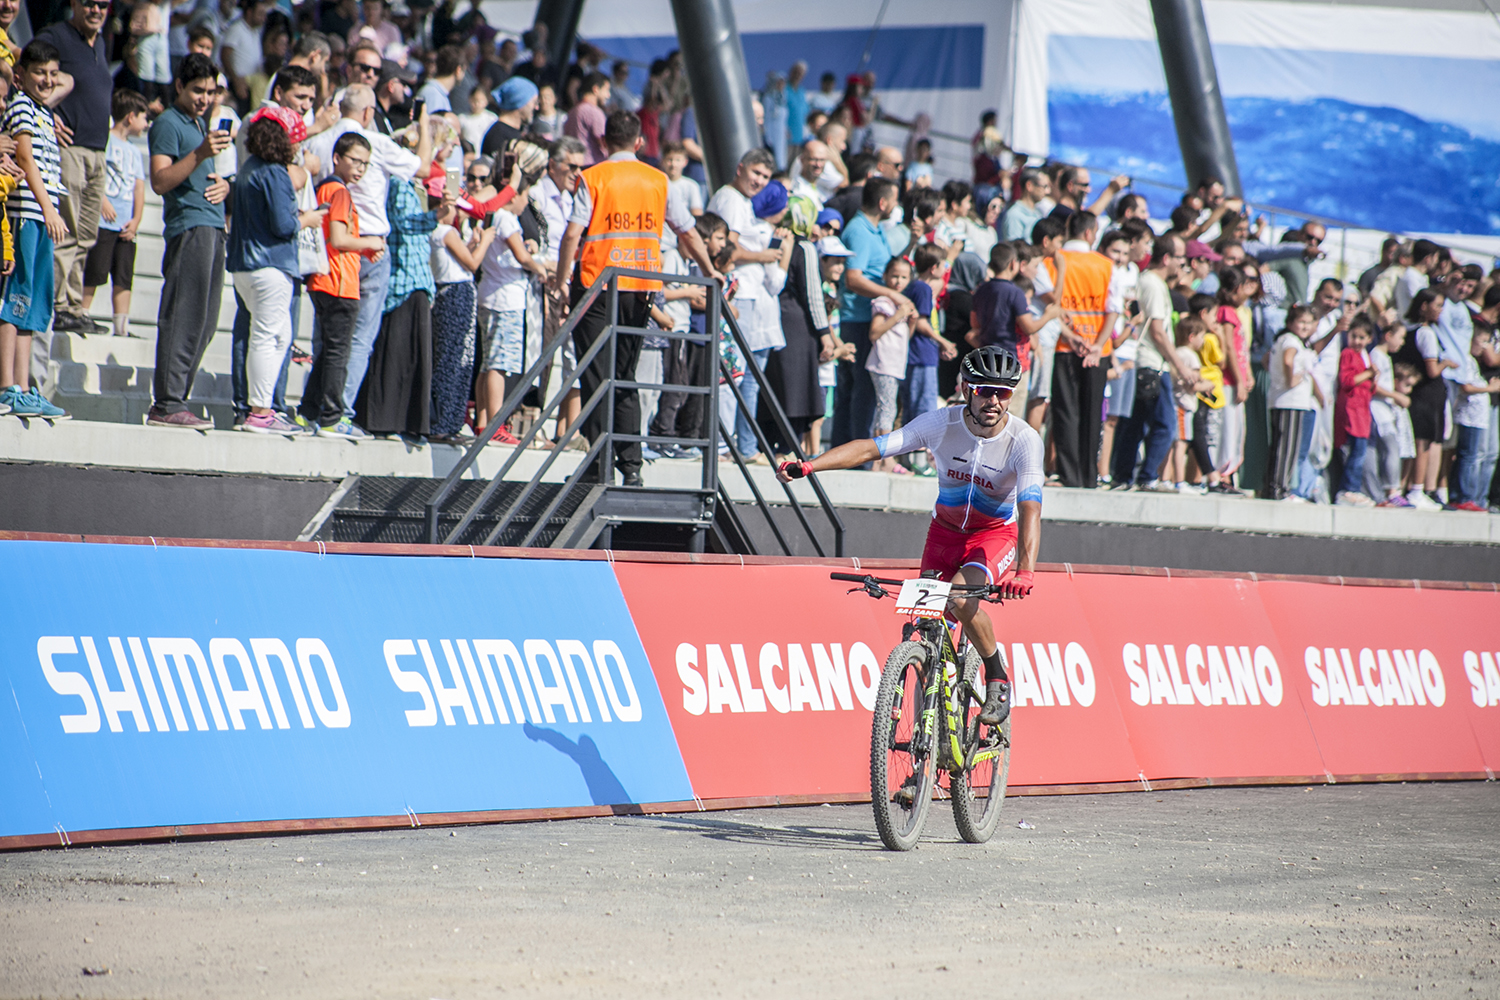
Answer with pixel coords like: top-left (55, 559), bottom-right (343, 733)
top-left (673, 641), bottom-right (882, 715)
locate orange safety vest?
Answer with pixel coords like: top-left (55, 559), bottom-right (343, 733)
top-left (577, 158), bottom-right (669, 292)
top-left (1046, 249), bottom-right (1115, 356)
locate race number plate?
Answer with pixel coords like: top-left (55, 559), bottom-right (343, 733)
top-left (894, 578), bottom-right (951, 619)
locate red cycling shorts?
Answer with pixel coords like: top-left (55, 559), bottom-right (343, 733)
top-left (919, 519), bottom-right (1018, 584)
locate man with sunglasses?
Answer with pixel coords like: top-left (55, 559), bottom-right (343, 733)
top-left (1264, 220), bottom-right (1327, 306)
top-left (36, 0), bottom-right (114, 335)
top-left (1047, 164), bottom-right (1129, 225)
top-left (779, 345), bottom-right (1042, 727)
top-left (333, 41), bottom-right (383, 105)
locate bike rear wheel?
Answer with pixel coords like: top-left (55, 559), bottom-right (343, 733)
top-left (951, 648), bottom-right (1012, 843)
top-left (870, 641), bottom-right (937, 851)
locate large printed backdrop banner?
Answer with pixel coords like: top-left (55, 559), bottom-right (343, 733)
top-left (2, 541), bottom-right (1498, 845)
top-left (1016, 0), bottom-right (1500, 234)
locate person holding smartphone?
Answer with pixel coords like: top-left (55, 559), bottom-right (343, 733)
top-left (145, 53), bottom-right (234, 429)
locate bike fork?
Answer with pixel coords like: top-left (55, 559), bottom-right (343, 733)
top-left (913, 624), bottom-right (944, 759)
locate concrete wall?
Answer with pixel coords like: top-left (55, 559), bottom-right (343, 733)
top-left (0, 464), bottom-right (337, 542)
top-left (2, 463), bottom-right (1492, 582)
top-left (737, 504), bottom-right (1500, 583)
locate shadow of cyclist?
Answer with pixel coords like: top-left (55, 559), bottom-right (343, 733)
top-left (523, 722), bottom-right (631, 808)
top-left (651, 811), bottom-right (885, 851)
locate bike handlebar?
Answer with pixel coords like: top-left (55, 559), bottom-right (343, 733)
top-left (828, 572), bottom-right (1005, 601)
top-left (829, 572), bottom-right (904, 586)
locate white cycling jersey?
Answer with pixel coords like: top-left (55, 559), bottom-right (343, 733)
top-left (874, 406), bottom-right (1044, 533)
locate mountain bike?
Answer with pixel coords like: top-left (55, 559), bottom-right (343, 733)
top-left (831, 571), bottom-right (1013, 851)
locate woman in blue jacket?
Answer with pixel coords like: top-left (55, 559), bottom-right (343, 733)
top-left (228, 112), bottom-right (327, 436)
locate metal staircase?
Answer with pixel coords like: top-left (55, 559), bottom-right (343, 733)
top-left (418, 267), bottom-right (844, 555)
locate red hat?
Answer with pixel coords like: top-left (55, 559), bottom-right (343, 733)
top-left (247, 105), bottom-right (307, 146)
top-left (1184, 239), bottom-right (1222, 262)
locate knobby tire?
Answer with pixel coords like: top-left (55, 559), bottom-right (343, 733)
top-left (870, 640), bottom-right (936, 851)
top-left (951, 646), bottom-right (1012, 843)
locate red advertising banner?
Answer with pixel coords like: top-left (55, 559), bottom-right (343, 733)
top-left (611, 563), bottom-right (902, 800)
top-left (614, 564), bottom-right (1500, 801)
top-left (1066, 573), bottom-right (1328, 783)
top-left (1255, 581), bottom-right (1498, 779)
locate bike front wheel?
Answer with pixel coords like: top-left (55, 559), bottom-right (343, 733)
top-left (870, 640), bottom-right (937, 851)
top-left (951, 645), bottom-right (1012, 843)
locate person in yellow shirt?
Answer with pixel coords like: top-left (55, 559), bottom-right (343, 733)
top-left (0, 0), bottom-right (19, 68)
top-left (0, 172), bottom-right (16, 268)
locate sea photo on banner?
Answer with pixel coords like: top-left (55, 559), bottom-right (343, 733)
top-left (1012, 0), bottom-right (1500, 236)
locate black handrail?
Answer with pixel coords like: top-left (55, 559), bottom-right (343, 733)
top-left (425, 266), bottom-right (846, 556)
top-left (423, 278), bottom-right (607, 543)
top-left (715, 298), bottom-right (845, 557)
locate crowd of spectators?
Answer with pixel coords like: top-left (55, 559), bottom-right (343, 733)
top-left (968, 173), bottom-right (1500, 514)
top-left (0, 0), bottom-right (1495, 513)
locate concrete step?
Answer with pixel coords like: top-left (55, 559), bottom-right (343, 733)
top-left (0, 415), bottom-right (585, 482)
top-left (79, 268), bottom-right (320, 336)
top-left (44, 327), bottom-right (316, 428)
top-left (79, 271), bottom-right (236, 329)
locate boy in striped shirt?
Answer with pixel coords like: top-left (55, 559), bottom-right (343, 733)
top-left (0, 40), bottom-right (67, 418)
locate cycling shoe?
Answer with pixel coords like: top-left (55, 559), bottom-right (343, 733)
top-left (978, 681), bottom-right (1011, 727)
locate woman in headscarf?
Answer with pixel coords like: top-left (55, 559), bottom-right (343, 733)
top-left (757, 193), bottom-right (830, 459)
top-left (357, 174), bottom-right (438, 437)
top-left (938, 251), bottom-right (988, 401)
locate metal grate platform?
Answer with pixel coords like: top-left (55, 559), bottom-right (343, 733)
top-left (327, 478), bottom-right (597, 547)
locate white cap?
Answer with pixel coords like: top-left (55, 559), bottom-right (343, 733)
top-left (817, 236), bottom-right (853, 257)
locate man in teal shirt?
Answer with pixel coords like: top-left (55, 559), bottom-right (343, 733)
top-left (832, 176), bottom-right (914, 446)
top-left (146, 53), bottom-right (231, 428)
top-left (786, 61), bottom-right (810, 146)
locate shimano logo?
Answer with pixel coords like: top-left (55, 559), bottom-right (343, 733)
top-left (385, 638), bottom-right (643, 727)
top-left (37, 635), bottom-right (352, 734)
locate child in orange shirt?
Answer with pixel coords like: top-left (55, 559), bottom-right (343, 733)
top-left (300, 131), bottom-right (385, 435)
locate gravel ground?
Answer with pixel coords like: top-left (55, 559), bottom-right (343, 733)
top-left (1, 782), bottom-right (1497, 999)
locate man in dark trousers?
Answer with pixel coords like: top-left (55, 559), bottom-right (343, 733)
top-left (145, 54), bottom-right (231, 428)
top-left (37, 0), bottom-right (113, 334)
top-left (552, 111), bottom-right (721, 486)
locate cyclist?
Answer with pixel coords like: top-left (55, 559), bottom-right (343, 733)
top-left (778, 345), bottom-right (1041, 726)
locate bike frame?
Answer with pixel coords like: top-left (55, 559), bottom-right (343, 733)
top-left (833, 572), bottom-right (1006, 777)
top-left (904, 614), bottom-right (1002, 776)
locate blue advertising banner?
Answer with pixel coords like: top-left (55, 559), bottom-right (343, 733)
top-left (0, 542), bottom-right (692, 840)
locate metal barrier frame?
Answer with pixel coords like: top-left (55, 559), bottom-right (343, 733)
top-left (424, 267), bottom-right (845, 557)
